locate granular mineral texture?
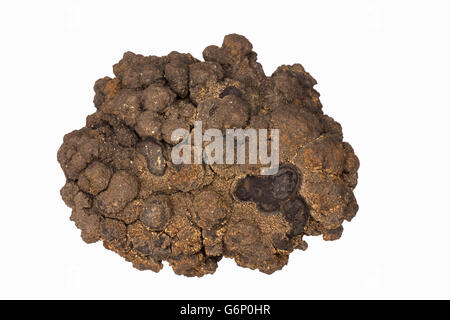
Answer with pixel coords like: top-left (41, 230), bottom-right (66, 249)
top-left (57, 34), bottom-right (359, 276)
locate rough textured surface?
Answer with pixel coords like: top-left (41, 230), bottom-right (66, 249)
top-left (57, 34), bottom-right (359, 276)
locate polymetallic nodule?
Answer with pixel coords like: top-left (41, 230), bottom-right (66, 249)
top-left (57, 34), bottom-right (359, 276)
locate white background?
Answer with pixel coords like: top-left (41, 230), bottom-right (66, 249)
top-left (0, 0), bottom-right (449, 299)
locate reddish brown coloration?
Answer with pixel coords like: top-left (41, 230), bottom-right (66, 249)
top-left (58, 34), bottom-right (359, 276)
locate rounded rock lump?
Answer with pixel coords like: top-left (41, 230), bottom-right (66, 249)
top-left (57, 34), bottom-right (359, 276)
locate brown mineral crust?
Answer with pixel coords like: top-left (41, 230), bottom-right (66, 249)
top-left (60, 181), bottom-right (80, 208)
top-left (161, 100), bottom-right (195, 144)
top-left (95, 170), bottom-right (139, 215)
top-left (223, 208), bottom-right (290, 274)
top-left (142, 84), bottom-right (176, 113)
top-left (77, 161), bottom-right (112, 195)
top-left (127, 221), bottom-right (171, 260)
top-left (112, 52), bottom-right (166, 89)
top-left (196, 95), bottom-right (250, 130)
top-left (127, 253), bottom-right (164, 272)
top-left (57, 128), bottom-right (100, 180)
top-left (100, 217), bottom-right (128, 251)
top-left (70, 207), bottom-right (101, 244)
top-left (193, 190), bottom-right (229, 229)
top-left (135, 111), bottom-right (162, 140)
top-left (58, 34), bottom-right (359, 276)
top-left (136, 140), bottom-right (167, 176)
top-left (139, 195), bottom-right (172, 231)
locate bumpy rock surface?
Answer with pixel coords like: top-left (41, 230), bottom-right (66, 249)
top-left (57, 34), bottom-right (359, 276)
